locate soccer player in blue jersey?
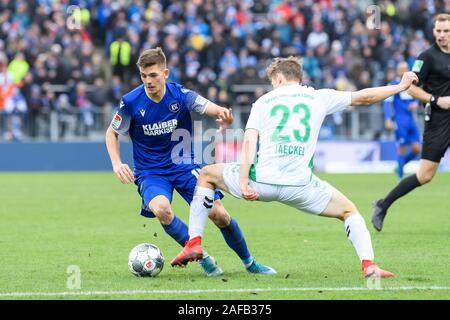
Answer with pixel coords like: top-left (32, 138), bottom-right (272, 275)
top-left (383, 62), bottom-right (422, 179)
top-left (105, 47), bottom-right (275, 276)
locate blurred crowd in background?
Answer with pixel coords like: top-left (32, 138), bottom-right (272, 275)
top-left (0, 0), bottom-right (448, 141)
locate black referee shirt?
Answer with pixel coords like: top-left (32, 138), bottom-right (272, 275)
top-left (413, 43), bottom-right (450, 101)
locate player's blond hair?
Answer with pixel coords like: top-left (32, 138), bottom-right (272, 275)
top-left (433, 13), bottom-right (450, 28)
top-left (136, 47), bottom-right (166, 69)
top-left (266, 56), bottom-right (303, 82)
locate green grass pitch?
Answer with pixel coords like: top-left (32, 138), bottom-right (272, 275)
top-left (0, 172), bottom-right (449, 300)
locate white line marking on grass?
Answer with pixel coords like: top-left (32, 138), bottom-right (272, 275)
top-left (1, 286), bottom-right (449, 297)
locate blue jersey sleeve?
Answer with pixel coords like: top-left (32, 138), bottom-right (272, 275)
top-left (383, 100), bottom-right (393, 120)
top-left (110, 98), bottom-right (132, 135)
top-left (383, 81), bottom-right (396, 120)
top-left (180, 86), bottom-right (210, 114)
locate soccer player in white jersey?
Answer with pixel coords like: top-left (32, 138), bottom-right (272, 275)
top-left (171, 56), bottom-right (418, 278)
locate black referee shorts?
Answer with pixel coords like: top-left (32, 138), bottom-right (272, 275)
top-left (421, 112), bottom-right (450, 162)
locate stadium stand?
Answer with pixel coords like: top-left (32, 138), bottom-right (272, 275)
top-left (0, 0), bottom-right (447, 142)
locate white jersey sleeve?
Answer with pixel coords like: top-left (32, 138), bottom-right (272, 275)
top-left (317, 89), bottom-right (352, 115)
top-left (242, 85), bottom-right (351, 186)
top-left (245, 102), bottom-right (261, 131)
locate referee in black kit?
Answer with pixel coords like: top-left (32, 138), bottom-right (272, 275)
top-left (372, 13), bottom-right (450, 231)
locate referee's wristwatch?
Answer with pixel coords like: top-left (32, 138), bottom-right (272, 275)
top-left (429, 95), bottom-right (439, 108)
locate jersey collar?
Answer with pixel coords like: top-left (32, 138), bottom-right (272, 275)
top-left (144, 84), bottom-right (167, 103)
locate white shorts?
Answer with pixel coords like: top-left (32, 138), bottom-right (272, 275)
top-left (222, 163), bottom-right (332, 215)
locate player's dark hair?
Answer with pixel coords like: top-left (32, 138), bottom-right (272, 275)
top-left (432, 13), bottom-right (450, 28)
top-left (137, 47), bottom-right (166, 69)
top-left (266, 56), bottom-right (303, 83)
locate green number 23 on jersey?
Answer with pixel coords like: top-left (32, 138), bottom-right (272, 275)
top-left (270, 103), bottom-right (311, 143)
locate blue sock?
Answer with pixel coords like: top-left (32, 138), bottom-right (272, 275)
top-left (398, 150), bottom-right (417, 179)
top-left (220, 218), bottom-right (251, 262)
top-left (161, 216), bottom-right (189, 247)
top-left (397, 154), bottom-right (406, 179)
top-left (404, 150), bottom-right (416, 164)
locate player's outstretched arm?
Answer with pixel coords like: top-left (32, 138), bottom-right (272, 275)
top-left (351, 71), bottom-right (418, 106)
top-left (383, 100), bottom-right (394, 130)
top-left (204, 102), bottom-right (233, 133)
top-left (105, 127), bottom-right (134, 184)
top-left (239, 129), bottom-right (259, 201)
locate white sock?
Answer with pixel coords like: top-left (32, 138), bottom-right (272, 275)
top-left (344, 213), bottom-right (374, 262)
top-left (189, 186), bottom-right (215, 239)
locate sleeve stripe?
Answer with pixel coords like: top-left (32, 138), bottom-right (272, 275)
top-left (200, 101), bottom-right (209, 115)
top-left (110, 124), bottom-right (125, 135)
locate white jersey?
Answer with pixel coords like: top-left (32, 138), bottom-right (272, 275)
top-left (246, 84), bottom-right (352, 186)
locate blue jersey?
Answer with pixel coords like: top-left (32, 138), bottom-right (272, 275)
top-left (383, 79), bottom-right (421, 145)
top-left (383, 79), bottom-right (417, 125)
top-left (110, 82), bottom-right (210, 177)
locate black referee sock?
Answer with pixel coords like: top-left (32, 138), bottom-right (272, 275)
top-left (382, 174), bottom-right (422, 210)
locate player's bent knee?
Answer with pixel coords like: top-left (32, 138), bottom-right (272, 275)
top-left (337, 205), bottom-right (357, 221)
top-left (341, 210), bottom-right (358, 221)
top-left (199, 164), bottom-right (223, 184)
top-left (324, 200), bottom-right (358, 221)
top-left (198, 165), bottom-right (212, 183)
top-left (154, 207), bottom-right (174, 225)
top-left (200, 164), bottom-right (214, 177)
top-left (417, 172), bottom-right (434, 184)
top-left (417, 160), bottom-right (439, 185)
top-left (149, 199), bottom-right (174, 225)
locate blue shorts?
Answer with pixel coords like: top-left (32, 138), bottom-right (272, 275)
top-left (135, 165), bottom-right (224, 218)
top-left (395, 120), bottom-right (421, 146)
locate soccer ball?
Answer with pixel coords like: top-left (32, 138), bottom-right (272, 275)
top-left (128, 243), bottom-right (164, 277)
